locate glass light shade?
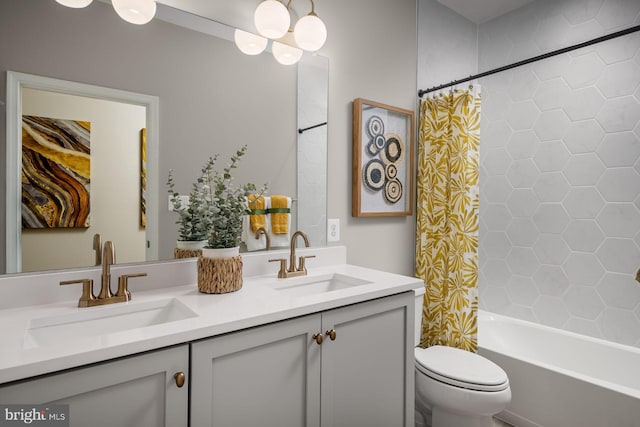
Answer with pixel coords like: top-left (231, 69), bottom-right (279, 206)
top-left (272, 33), bottom-right (303, 65)
top-left (294, 14), bottom-right (327, 51)
top-left (55, 0), bottom-right (93, 7)
top-left (234, 29), bottom-right (268, 55)
top-left (112, 0), bottom-right (156, 25)
top-left (254, 0), bottom-right (290, 39)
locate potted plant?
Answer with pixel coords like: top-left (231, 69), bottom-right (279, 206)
top-left (167, 157), bottom-right (217, 258)
top-left (197, 145), bottom-right (266, 293)
top-left (203, 146), bottom-right (257, 255)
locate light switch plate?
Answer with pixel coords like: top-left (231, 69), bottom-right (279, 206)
top-left (328, 218), bottom-right (340, 242)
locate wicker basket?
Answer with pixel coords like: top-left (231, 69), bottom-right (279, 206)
top-left (174, 248), bottom-right (203, 259)
top-left (197, 255), bottom-right (243, 293)
top-left (174, 240), bottom-right (207, 259)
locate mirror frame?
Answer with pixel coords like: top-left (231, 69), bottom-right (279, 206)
top-left (5, 71), bottom-right (160, 273)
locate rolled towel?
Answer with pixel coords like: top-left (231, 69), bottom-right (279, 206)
top-left (242, 196), bottom-right (268, 251)
top-left (248, 194), bottom-right (267, 232)
top-left (268, 196), bottom-right (291, 248)
top-left (270, 195), bottom-right (289, 234)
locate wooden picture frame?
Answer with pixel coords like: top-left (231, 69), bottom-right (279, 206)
top-left (352, 98), bottom-right (414, 217)
top-left (140, 128), bottom-right (147, 228)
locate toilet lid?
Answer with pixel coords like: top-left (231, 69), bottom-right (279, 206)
top-left (415, 345), bottom-right (509, 392)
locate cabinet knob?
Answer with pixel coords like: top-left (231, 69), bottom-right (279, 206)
top-left (312, 333), bottom-right (324, 345)
top-left (174, 372), bottom-right (186, 388)
top-left (326, 329), bottom-right (337, 341)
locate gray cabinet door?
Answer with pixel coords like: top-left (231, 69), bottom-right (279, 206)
top-left (0, 345), bottom-right (189, 427)
top-left (190, 314), bottom-right (322, 427)
top-left (320, 293), bottom-right (415, 427)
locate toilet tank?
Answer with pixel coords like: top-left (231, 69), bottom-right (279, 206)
top-left (413, 286), bottom-right (425, 346)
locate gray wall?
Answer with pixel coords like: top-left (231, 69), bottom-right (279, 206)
top-left (3, 0), bottom-right (421, 278)
top-left (0, 0), bottom-right (296, 264)
top-left (418, 0), bottom-right (477, 91)
top-left (323, 0), bottom-right (418, 276)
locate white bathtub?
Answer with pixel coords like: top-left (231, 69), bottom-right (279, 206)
top-left (478, 310), bottom-right (640, 427)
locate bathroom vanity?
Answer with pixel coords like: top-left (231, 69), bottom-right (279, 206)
top-left (0, 247), bottom-right (422, 427)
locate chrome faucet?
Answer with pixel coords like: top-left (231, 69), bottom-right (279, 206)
top-left (60, 240), bottom-right (146, 307)
top-left (269, 230), bottom-right (315, 278)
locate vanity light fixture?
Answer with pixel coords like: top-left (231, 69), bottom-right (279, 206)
top-left (112, 0), bottom-right (156, 25)
top-left (239, 0), bottom-right (327, 65)
top-left (293, 1), bottom-right (326, 52)
top-left (234, 29), bottom-right (269, 55)
top-left (272, 30), bottom-right (303, 65)
top-left (54, 0), bottom-right (156, 25)
top-left (254, 0), bottom-right (291, 39)
top-left (55, 0), bottom-right (93, 7)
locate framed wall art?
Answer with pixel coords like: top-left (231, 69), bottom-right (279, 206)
top-left (140, 128), bottom-right (147, 228)
top-left (21, 115), bottom-right (91, 228)
top-left (352, 98), bottom-right (414, 217)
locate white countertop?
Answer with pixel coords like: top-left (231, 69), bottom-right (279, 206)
top-left (0, 259), bottom-right (423, 384)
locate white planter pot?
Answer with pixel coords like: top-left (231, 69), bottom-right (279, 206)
top-left (176, 240), bottom-right (208, 250)
top-left (202, 246), bottom-right (240, 259)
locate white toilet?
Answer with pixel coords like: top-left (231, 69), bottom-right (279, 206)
top-left (413, 290), bottom-right (511, 427)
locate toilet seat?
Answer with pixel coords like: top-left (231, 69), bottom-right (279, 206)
top-left (415, 346), bottom-right (509, 392)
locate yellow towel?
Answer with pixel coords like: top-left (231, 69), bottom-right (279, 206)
top-left (270, 195), bottom-right (289, 235)
top-left (248, 194), bottom-right (266, 233)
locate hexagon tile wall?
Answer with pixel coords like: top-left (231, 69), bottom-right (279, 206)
top-left (477, 0), bottom-right (640, 348)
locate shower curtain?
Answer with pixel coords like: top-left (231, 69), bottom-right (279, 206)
top-left (416, 87), bottom-right (481, 352)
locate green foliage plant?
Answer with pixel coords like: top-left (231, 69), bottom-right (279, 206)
top-left (206, 145), bottom-right (267, 249)
top-left (167, 155), bottom-right (218, 242)
top-left (167, 145), bottom-right (266, 248)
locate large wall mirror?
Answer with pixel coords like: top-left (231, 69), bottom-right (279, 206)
top-left (1, 0), bottom-right (328, 274)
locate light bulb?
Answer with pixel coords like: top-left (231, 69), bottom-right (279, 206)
top-left (293, 13), bottom-right (326, 51)
top-left (254, 0), bottom-right (290, 39)
top-left (55, 0), bottom-right (93, 7)
top-left (272, 32), bottom-right (303, 65)
top-left (112, 0), bottom-right (156, 25)
top-left (234, 29), bottom-right (268, 56)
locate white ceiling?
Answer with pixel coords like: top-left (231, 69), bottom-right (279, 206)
top-left (437, 0), bottom-right (534, 23)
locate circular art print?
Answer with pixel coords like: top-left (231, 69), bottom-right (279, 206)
top-left (384, 179), bottom-right (403, 203)
top-left (353, 98), bottom-right (414, 217)
top-left (363, 159), bottom-right (386, 191)
top-left (380, 133), bottom-right (403, 165)
top-left (367, 115), bottom-right (384, 137)
top-left (385, 163), bottom-right (398, 180)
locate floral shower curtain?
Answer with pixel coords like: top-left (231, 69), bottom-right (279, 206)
top-left (416, 87), bottom-right (481, 352)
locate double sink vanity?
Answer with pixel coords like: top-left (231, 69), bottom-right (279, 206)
top-left (0, 246), bottom-right (423, 427)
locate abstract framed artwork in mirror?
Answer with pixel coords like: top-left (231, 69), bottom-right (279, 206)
top-left (6, 71), bottom-right (160, 274)
top-left (1, 0), bottom-right (328, 275)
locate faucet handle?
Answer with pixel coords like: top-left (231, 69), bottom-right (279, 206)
top-left (117, 273), bottom-right (147, 301)
top-left (269, 258), bottom-right (288, 278)
top-left (60, 279), bottom-right (95, 307)
top-left (297, 255), bottom-right (316, 272)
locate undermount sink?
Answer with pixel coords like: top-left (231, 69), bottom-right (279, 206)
top-left (270, 273), bottom-right (372, 297)
top-left (24, 298), bottom-right (198, 349)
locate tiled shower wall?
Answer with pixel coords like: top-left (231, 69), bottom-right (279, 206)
top-left (477, 0), bottom-right (640, 347)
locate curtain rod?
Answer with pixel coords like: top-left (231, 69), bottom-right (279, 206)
top-left (418, 24), bottom-right (640, 98)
